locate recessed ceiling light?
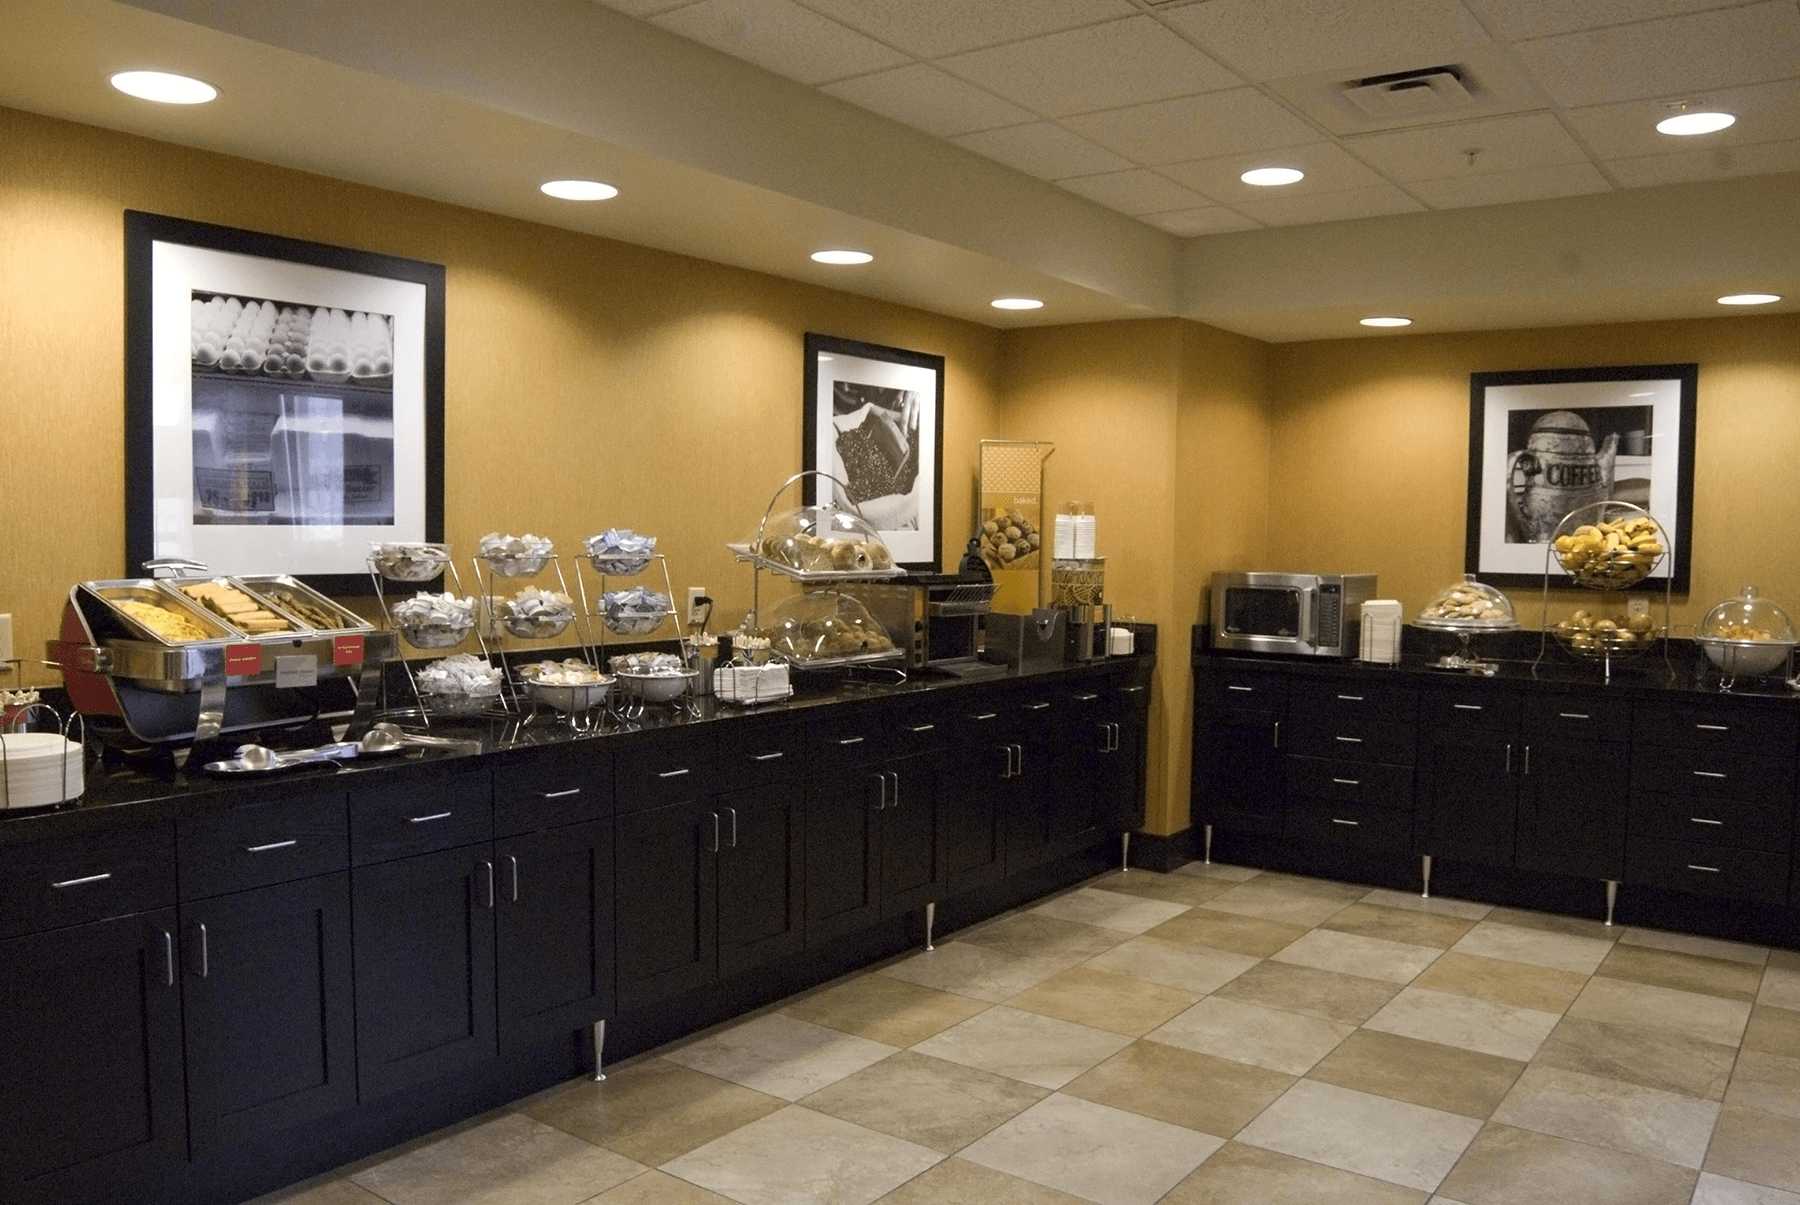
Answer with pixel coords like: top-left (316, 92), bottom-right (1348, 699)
top-left (811, 250), bottom-right (873, 265)
top-left (1656, 111), bottom-right (1735, 136)
top-left (991, 298), bottom-right (1043, 310)
top-left (1241, 167), bottom-right (1304, 186)
top-left (540, 179), bottom-right (618, 201)
top-left (1359, 316), bottom-right (1412, 327)
top-left (1718, 293), bottom-right (1781, 305)
top-left (109, 70), bottom-right (217, 105)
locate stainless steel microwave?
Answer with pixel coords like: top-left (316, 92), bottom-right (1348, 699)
top-left (1210, 572), bottom-right (1377, 658)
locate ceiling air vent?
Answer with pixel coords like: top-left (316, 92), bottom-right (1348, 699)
top-left (1341, 65), bottom-right (1475, 119)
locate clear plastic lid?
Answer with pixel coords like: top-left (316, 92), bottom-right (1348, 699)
top-left (1415, 574), bottom-right (1520, 629)
top-left (1699, 585), bottom-right (1797, 643)
top-left (740, 504), bottom-right (895, 575)
top-left (762, 590), bottom-right (898, 663)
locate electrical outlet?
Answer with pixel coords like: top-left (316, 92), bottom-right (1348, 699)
top-left (1627, 597), bottom-right (1650, 619)
top-left (686, 587), bottom-right (708, 625)
top-left (0, 614), bottom-right (12, 664)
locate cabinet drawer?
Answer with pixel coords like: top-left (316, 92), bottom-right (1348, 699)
top-left (1291, 676), bottom-right (1417, 719)
top-left (1630, 791), bottom-right (1793, 851)
top-left (493, 751), bottom-right (611, 836)
top-left (1522, 692), bottom-right (1631, 743)
top-left (1635, 701), bottom-right (1800, 756)
top-left (1286, 718), bottom-right (1415, 765)
top-left (1286, 756), bottom-right (1414, 809)
top-left (1199, 668), bottom-right (1289, 712)
top-left (1285, 800), bottom-right (1412, 852)
top-left (717, 720), bottom-right (806, 790)
top-left (1627, 836), bottom-right (1789, 904)
top-left (1420, 686), bottom-right (1519, 730)
top-left (1631, 745), bottom-right (1796, 805)
top-left (615, 736), bottom-right (718, 809)
top-left (0, 823), bottom-right (176, 938)
top-left (810, 706), bottom-right (905, 770)
top-left (350, 771), bottom-right (493, 866)
top-left (178, 792), bottom-right (348, 899)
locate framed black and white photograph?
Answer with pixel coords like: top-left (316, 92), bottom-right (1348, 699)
top-left (803, 332), bottom-right (944, 572)
top-left (1466, 363), bottom-right (1696, 590)
top-left (125, 211), bottom-right (444, 595)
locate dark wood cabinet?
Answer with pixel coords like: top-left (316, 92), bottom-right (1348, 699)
top-left (614, 797), bottom-right (719, 1010)
top-left (1516, 736), bottom-right (1629, 880)
top-left (1191, 709), bottom-right (1285, 836)
top-left (495, 819), bottom-right (613, 1053)
top-left (716, 781), bottom-right (806, 978)
top-left (351, 844), bottom-right (497, 1101)
top-left (878, 751), bottom-right (946, 917)
top-left (1416, 726), bottom-right (1518, 868)
top-left (803, 765), bottom-right (884, 943)
top-left (180, 874), bottom-right (355, 1158)
top-left (0, 909), bottom-right (185, 1203)
top-left (944, 704), bottom-right (1012, 892)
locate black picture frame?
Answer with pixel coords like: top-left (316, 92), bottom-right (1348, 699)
top-left (1465, 363), bottom-right (1697, 591)
top-left (125, 210), bottom-right (445, 596)
top-left (802, 332), bottom-right (946, 573)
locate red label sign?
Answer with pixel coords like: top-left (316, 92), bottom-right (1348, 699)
top-left (225, 644), bottom-right (263, 676)
top-left (333, 634), bottom-right (365, 666)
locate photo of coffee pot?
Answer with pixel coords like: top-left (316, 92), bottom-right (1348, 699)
top-left (1506, 410), bottom-right (1619, 543)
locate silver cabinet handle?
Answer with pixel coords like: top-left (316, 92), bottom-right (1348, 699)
top-left (1505, 743), bottom-right (1513, 773)
top-left (51, 872), bottom-right (112, 889)
top-left (726, 807), bottom-right (738, 848)
top-left (246, 840), bottom-right (297, 853)
top-left (838, 736), bottom-right (865, 745)
top-left (1331, 818), bottom-right (1360, 826)
top-left (1691, 817), bottom-right (1724, 825)
top-left (1011, 744), bottom-right (1023, 776)
top-left (1122, 685), bottom-right (1146, 694)
top-left (542, 788), bottom-right (582, 799)
top-left (161, 930), bottom-right (175, 988)
top-left (507, 855), bottom-right (519, 902)
top-left (910, 723), bottom-right (937, 732)
top-left (709, 812), bottom-right (720, 853)
top-left (410, 811), bottom-right (452, 824)
top-left (1337, 694), bottom-right (1364, 702)
top-left (480, 860), bottom-right (495, 908)
top-left (1454, 703), bottom-right (1483, 711)
top-left (1272, 722), bottom-right (1281, 749)
top-left (1687, 864), bottom-right (1721, 873)
top-left (1026, 702), bottom-right (1051, 711)
top-left (1694, 770), bottom-right (1727, 779)
top-left (1696, 723), bottom-right (1730, 731)
top-left (1076, 693), bottom-right (1099, 701)
top-left (1522, 745), bottom-right (1531, 776)
top-left (1559, 712), bottom-right (1590, 720)
top-left (975, 711), bottom-right (998, 720)
top-left (1331, 777), bottom-right (1361, 786)
top-left (1227, 685), bottom-right (1254, 692)
top-left (1335, 735), bottom-right (1362, 744)
top-left (193, 922), bottom-right (209, 979)
top-left (889, 772), bottom-right (900, 810)
top-left (874, 773), bottom-right (887, 811)
top-left (753, 751), bottom-right (785, 761)
top-left (998, 746), bottom-right (1014, 779)
top-left (658, 768), bottom-right (691, 778)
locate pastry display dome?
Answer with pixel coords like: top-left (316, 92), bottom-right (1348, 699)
top-left (1696, 585), bottom-right (1798, 678)
top-left (732, 501), bottom-right (897, 579)
top-left (1415, 575), bottom-right (1520, 630)
top-left (761, 590), bottom-right (898, 664)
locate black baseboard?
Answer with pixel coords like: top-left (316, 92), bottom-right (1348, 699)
top-left (1127, 828), bottom-right (1197, 872)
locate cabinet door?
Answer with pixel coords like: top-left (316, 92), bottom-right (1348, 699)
top-left (181, 874), bottom-right (355, 1158)
top-left (1047, 718), bottom-right (1108, 857)
top-left (1517, 738), bottom-right (1628, 880)
top-left (881, 753), bottom-right (945, 917)
top-left (1192, 710), bottom-right (1285, 836)
top-left (717, 782), bottom-right (806, 977)
top-left (495, 820), bottom-right (614, 1054)
top-left (944, 729), bottom-right (1009, 893)
top-left (1003, 732), bottom-right (1056, 874)
top-left (352, 845), bottom-right (497, 1101)
top-left (1417, 728), bottom-right (1518, 867)
top-left (1098, 698), bottom-right (1149, 832)
top-left (804, 768), bottom-right (883, 944)
top-left (0, 910), bottom-right (185, 1204)
top-left (615, 799), bottom-right (718, 1010)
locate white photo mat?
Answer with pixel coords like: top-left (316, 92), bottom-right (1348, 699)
top-left (809, 347), bottom-right (940, 569)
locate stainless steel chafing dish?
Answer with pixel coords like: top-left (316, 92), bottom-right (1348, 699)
top-left (48, 575), bottom-right (395, 745)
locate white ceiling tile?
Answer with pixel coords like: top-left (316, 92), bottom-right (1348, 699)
top-left (1409, 160), bottom-right (1613, 207)
top-left (1470, 0), bottom-right (1754, 41)
top-left (1231, 182), bottom-right (1426, 226)
top-left (1346, 111), bottom-right (1591, 181)
top-left (938, 17), bottom-right (1240, 118)
top-left (1064, 88), bottom-right (1323, 165)
top-left (951, 122), bottom-right (1135, 178)
top-left (1140, 206), bottom-right (1264, 236)
top-left (1055, 168), bottom-right (1212, 214)
top-left (588, 0), bottom-right (700, 17)
top-left (1510, 2), bottom-right (1800, 108)
top-left (1160, 141), bottom-right (1386, 203)
top-left (823, 64), bottom-right (1036, 135)
top-left (652, 0), bottom-right (909, 86)
top-left (1562, 78), bottom-right (1800, 159)
top-left (1161, 0), bottom-right (1492, 83)
top-left (1604, 135), bottom-right (1800, 186)
top-left (795, 0), bottom-right (1136, 58)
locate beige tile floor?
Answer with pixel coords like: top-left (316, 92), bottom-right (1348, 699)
top-left (251, 863), bottom-right (1800, 1205)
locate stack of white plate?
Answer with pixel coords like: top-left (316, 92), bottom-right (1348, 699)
top-left (0, 732), bottom-right (85, 809)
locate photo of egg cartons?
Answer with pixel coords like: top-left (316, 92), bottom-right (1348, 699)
top-left (190, 292), bottom-right (397, 527)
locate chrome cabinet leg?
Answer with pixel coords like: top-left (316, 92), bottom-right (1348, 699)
top-left (1420, 854), bottom-right (1433, 899)
top-left (1202, 824), bottom-right (1213, 865)
top-left (590, 1020), bottom-right (607, 1082)
top-left (923, 901), bottom-right (937, 951)
top-left (1604, 880), bottom-right (1619, 927)
top-left (1120, 831), bottom-right (1131, 872)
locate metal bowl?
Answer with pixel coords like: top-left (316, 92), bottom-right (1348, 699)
top-left (524, 674), bottom-right (613, 713)
top-left (480, 550), bottom-right (553, 578)
top-left (397, 615), bottom-right (475, 649)
top-left (603, 610), bottom-right (666, 636)
top-left (371, 544), bottom-right (451, 582)
top-left (615, 668), bottom-right (696, 702)
top-left (1698, 637), bottom-right (1796, 677)
top-left (501, 611), bottom-right (573, 640)
top-left (421, 686), bottom-right (498, 716)
top-left (586, 552), bottom-right (653, 576)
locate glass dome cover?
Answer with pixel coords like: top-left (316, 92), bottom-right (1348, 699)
top-left (761, 590), bottom-right (898, 664)
top-left (1699, 585), bottom-right (1797, 644)
top-left (735, 502), bottom-right (896, 577)
top-left (1416, 574), bottom-right (1520, 630)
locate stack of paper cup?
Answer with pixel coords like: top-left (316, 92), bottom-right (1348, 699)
top-left (1073, 513), bottom-right (1096, 559)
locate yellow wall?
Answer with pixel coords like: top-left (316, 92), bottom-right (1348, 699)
top-left (0, 105), bottom-right (1003, 682)
top-left (1269, 315), bottom-right (1800, 630)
